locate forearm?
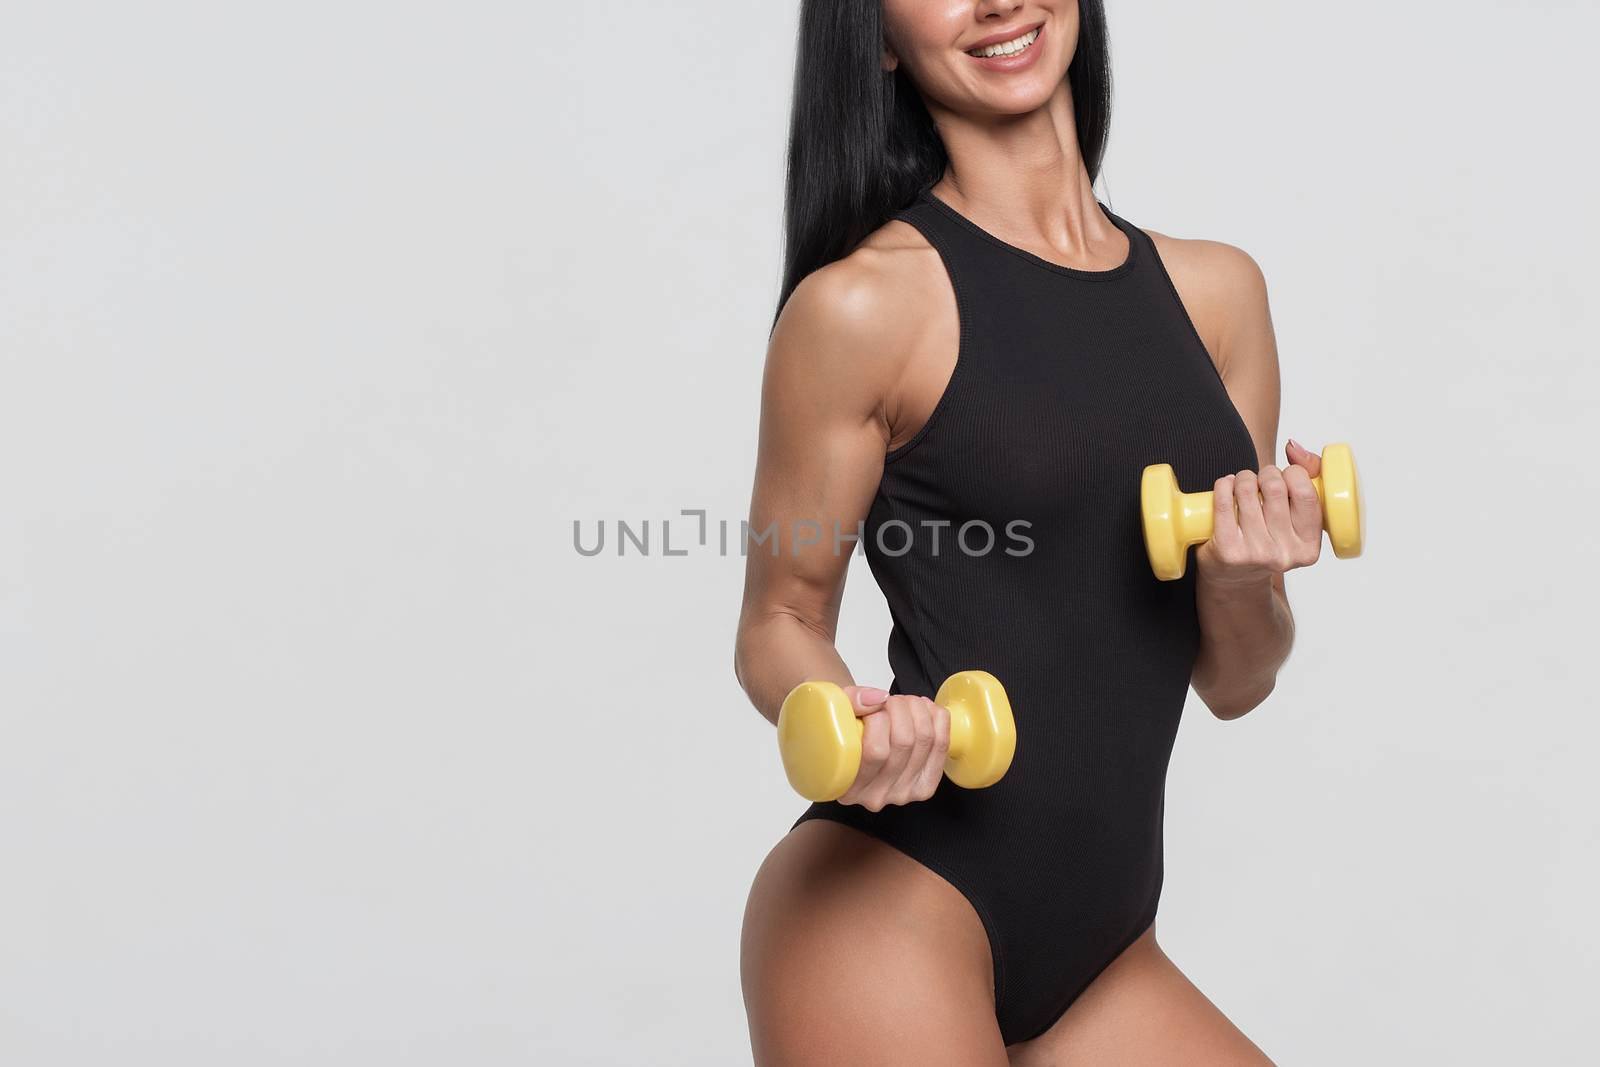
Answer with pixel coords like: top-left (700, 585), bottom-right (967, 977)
top-left (733, 610), bottom-right (855, 726)
top-left (1190, 574), bottom-right (1294, 719)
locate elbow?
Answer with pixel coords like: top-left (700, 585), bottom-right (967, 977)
top-left (733, 618), bottom-right (769, 705)
top-left (1206, 678), bottom-right (1275, 721)
top-left (733, 627), bottom-right (753, 701)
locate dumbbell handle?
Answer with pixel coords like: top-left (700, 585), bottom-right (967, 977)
top-left (1171, 474), bottom-right (1335, 546)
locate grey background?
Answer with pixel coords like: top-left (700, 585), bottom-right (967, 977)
top-left (4, 2), bottom-right (1595, 1064)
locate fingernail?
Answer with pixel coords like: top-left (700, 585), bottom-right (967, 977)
top-left (1287, 438), bottom-right (1301, 451)
top-left (858, 687), bottom-right (889, 706)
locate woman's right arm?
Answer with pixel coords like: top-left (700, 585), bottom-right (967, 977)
top-left (733, 253), bottom-right (950, 810)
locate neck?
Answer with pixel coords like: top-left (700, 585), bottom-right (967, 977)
top-left (924, 81), bottom-right (1112, 258)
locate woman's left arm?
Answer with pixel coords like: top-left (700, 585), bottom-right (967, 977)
top-left (1153, 236), bottom-right (1326, 720)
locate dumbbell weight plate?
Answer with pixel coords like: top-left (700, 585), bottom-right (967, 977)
top-left (776, 681), bottom-right (860, 802)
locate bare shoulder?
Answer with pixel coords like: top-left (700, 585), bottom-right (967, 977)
top-left (1144, 229), bottom-right (1266, 289)
top-left (1141, 228), bottom-right (1272, 371)
top-left (767, 218), bottom-right (948, 407)
top-left (775, 219), bottom-right (942, 351)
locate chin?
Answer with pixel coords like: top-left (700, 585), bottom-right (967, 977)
top-left (970, 74), bottom-right (1066, 116)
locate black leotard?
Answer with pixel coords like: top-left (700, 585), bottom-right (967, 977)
top-left (793, 189), bottom-right (1261, 1045)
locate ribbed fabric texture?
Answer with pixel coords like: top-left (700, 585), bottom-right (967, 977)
top-left (792, 189), bottom-right (1261, 1044)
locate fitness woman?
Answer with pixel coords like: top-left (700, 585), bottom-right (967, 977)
top-left (736, 3), bottom-right (1326, 1063)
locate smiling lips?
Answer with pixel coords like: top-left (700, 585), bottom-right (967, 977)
top-left (964, 24), bottom-right (1045, 72)
top-left (966, 26), bottom-right (1041, 59)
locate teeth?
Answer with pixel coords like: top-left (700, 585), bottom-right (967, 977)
top-left (969, 28), bottom-right (1039, 58)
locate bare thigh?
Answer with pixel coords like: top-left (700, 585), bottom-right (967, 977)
top-left (1005, 926), bottom-right (1275, 1067)
top-left (740, 819), bottom-right (1009, 1067)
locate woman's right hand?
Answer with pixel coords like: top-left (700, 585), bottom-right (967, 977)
top-left (837, 686), bottom-right (952, 811)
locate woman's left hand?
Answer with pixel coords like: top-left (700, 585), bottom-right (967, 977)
top-left (1194, 438), bottom-right (1325, 587)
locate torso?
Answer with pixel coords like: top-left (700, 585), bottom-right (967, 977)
top-left (788, 188), bottom-right (1262, 1044)
top-left (858, 216), bottom-right (1237, 457)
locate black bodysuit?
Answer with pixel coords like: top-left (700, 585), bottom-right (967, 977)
top-left (793, 189), bottom-right (1261, 1045)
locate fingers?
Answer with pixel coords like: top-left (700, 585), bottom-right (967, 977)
top-left (917, 700), bottom-right (952, 797)
top-left (887, 697), bottom-right (946, 805)
top-left (1281, 463), bottom-right (1324, 564)
top-left (843, 685), bottom-right (889, 714)
top-left (1252, 465), bottom-right (1296, 570)
top-left (1200, 468), bottom-right (1272, 576)
top-left (1285, 437), bottom-right (1322, 478)
top-left (1210, 473), bottom-right (1242, 554)
top-left (838, 694), bottom-right (949, 812)
top-left (835, 685), bottom-right (890, 806)
top-left (839, 696), bottom-right (909, 810)
top-left (839, 702), bottom-right (893, 808)
top-left (876, 697), bottom-right (934, 808)
top-left (1233, 467), bottom-right (1270, 548)
top-left (1210, 464), bottom-right (1316, 574)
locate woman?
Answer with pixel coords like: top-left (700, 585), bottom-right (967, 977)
top-left (735, 2), bottom-right (1324, 1062)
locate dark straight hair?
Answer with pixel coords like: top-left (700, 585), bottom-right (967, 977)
top-left (776, 2), bottom-right (1113, 320)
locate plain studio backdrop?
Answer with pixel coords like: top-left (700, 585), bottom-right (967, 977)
top-left (3, 2), bottom-right (1596, 1064)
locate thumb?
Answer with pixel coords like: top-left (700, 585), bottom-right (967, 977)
top-left (843, 685), bottom-right (890, 715)
top-left (1286, 437), bottom-right (1321, 478)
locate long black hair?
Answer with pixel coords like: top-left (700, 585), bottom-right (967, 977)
top-left (777, 2), bottom-right (1113, 318)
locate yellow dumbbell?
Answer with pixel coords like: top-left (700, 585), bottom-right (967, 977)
top-left (1141, 441), bottom-right (1365, 581)
top-left (776, 670), bottom-right (1017, 803)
